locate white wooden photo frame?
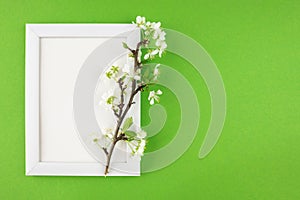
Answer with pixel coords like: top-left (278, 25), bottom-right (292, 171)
top-left (25, 24), bottom-right (141, 176)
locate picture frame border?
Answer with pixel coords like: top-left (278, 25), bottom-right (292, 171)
top-left (25, 24), bottom-right (140, 176)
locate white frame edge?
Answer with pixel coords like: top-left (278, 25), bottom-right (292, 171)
top-left (25, 24), bottom-right (140, 176)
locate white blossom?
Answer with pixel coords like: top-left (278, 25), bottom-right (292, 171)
top-left (153, 29), bottom-right (165, 40)
top-left (136, 139), bottom-right (146, 156)
top-left (123, 63), bottom-right (140, 80)
top-left (155, 40), bottom-right (167, 57)
top-left (101, 89), bottom-right (115, 104)
top-left (148, 89), bottom-right (163, 105)
top-left (151, 22), bottom-right (161, 30)
top-left (89, 132), bottom-right (112, 149)
top-left (137, 129), bottom-right (147, 139)
top-left (99, 88), bottom-right (120, 110)
top-left (137, 49), bottom-right (142, 63)
top-left (135, 16), bottom-right (146, 29)
top-left (144, 49), bottom-right (159, 60)
top-left (102, 128), bottom-right (114, 138)
top-left (128, 138), bottom-right (146, 156)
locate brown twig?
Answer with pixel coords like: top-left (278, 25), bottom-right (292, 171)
top-left (102, 147), bottom-right (108, 155)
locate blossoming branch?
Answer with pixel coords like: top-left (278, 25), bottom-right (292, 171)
top-left (92, 16), bottom-right (167, 175)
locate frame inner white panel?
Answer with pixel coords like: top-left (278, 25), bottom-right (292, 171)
top-left (40, 37), bottom-right (127, 163)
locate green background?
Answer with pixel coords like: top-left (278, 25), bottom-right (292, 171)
top-left (0, 0), bottom-right (299, 199)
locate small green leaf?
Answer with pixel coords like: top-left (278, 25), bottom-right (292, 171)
top-left (122, 117), bottom-right (133, 131)
top-left (120, 74), bottom-right (127, 81)
top-left (128, 53), bottom-right (134, 58)
top-left (125, 131), bottom-right (137, 138)
top-left (111, 66), bottom-right (119, 73)
top-left (106, 71), bottom-right (113, 79)
top-left (122, 42), bottom-right (128, 49)
top-left (106, 96), bottom-right (115, 104)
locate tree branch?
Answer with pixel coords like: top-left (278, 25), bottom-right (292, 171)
top-left (104, 39), bottom-right (148, 175)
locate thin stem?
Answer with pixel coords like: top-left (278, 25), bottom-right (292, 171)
top-left (104, 140), bottom-right (117, 175)
top-left (117, 79), bottom-right (126, 121)
top-left (102, 147), bottom-right (108, 155)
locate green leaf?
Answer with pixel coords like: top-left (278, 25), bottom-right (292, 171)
top-left (122, 42), bottom-right (128, 49)
top-left (125, 131), bottom-right (137, 138)
top-left (106, 96), bottom-right (116, 104)
top-left (106, 71), bottom-right (113, 79)
top-left (122, 117), bottom-right (133, 131)
top-left (111, 66), bottom-right (119, 73)
top-left (128, 53), bottom-right (134, 58)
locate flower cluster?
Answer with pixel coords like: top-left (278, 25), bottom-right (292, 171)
top-left (134, 16), bottom-right (167, 59)
top-left (91, 121), bottom-right (147, 157)
top-left (90, 129), bottom-right (113, 149)
top-left (125, 125), bottom-right (147, 156)
top-left (100, 62), bottom-right (140, 110)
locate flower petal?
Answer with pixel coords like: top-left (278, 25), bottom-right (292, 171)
top-left (144, 53), bottom-right (150, 60)
top-left (150, 98), bottom-right (154, 105)
top-left (151, 49), bottom-right (159, 56)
